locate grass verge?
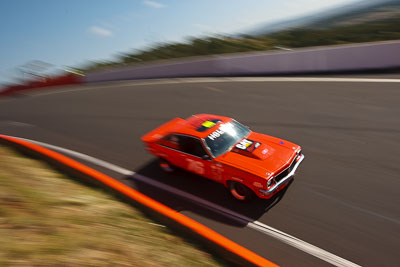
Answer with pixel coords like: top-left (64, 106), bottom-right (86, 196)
top-left (0, 145), bottom-right (223, 266)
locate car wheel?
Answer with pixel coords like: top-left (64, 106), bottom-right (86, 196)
top-left (228, 181), bottom-right (254, 201)
top-left (158, 158), bottom-right (175, 173)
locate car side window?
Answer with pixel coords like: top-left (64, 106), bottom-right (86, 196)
top-left (159, 134), bottom-right (180, 150)
top-left (178, 136), bottom-right (208, 158)
top-left (160, 134), bottom-right (208, 158)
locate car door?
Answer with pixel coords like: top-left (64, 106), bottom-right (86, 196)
top-left (157, 133), bottom-right (224, 182)
top-left (175, 135), bottom-right (213, 178)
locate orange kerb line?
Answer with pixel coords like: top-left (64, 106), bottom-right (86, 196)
top-left (0, 134), bottom-right (278, 267)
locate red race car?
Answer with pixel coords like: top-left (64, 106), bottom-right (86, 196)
top-left (142, 114), bottom-right (304, 201)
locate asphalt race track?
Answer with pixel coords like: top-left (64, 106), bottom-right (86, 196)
top-left (1, 76), bottom-right (399, 266)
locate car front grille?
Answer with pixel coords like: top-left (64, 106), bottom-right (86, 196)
top-left (274, 155), bottom-right (298, 183)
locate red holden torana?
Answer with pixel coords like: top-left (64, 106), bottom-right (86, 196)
top-left (142, 114), bottom-right (304, 201)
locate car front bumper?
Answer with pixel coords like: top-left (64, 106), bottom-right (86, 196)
top-left (259, 153), bottom-right (305, 197)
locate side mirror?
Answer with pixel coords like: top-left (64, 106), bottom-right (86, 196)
top-left (201, 154), bottom-right (211, 160)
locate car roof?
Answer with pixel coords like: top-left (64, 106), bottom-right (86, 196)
top-left (173, 114), bottom-right (232, 139)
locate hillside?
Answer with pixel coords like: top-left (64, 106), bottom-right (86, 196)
top-left (84, 0), bottom-right (400, 71)
top-left (249, 0), bottom-right (400, 34)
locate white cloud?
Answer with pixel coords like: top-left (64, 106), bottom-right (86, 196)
top-left (144, 0), bottom-right (165, 8)
top-left (89, 26), bottom-right (112, 37)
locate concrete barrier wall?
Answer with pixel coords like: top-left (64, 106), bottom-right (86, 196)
top-left (88, 58), bottom-right (222, 82)
top-left (0, 73), bottom-right (83, 97)
top-left (85, 41), bottom-right (400, 83)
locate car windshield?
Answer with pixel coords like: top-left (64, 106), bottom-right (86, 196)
top-left (204, 120), bottom-right (250, 158)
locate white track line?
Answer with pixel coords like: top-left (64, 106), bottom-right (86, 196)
top-left (29, 77), bottom-right (400, 96)
top-left (16, 136), bottom-right (361, 267)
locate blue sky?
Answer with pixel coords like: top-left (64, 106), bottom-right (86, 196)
top-left (0, 0), bottom-right (359, 84)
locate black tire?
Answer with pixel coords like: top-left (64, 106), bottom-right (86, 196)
top-left (228, 181), bottom-right (254, 202)
top-left (158, 158), bottom-right (175, 173)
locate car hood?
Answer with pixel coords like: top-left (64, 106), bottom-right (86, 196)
top-left (216, 132), bottom-right (300, 178)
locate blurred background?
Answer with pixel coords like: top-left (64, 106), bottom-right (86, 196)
top-left (1, 0), bottom-right (399, 86)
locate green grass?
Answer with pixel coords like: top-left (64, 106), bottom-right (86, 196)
top-left (0, 145), bottom-right (223, 266)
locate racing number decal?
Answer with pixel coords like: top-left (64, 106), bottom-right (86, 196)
top-left (236, 139), bottom-right (253, 149)
top-left (186, 158), bottom-right (205, 175)
top-left (235, 139), bottom-right (260, 153)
